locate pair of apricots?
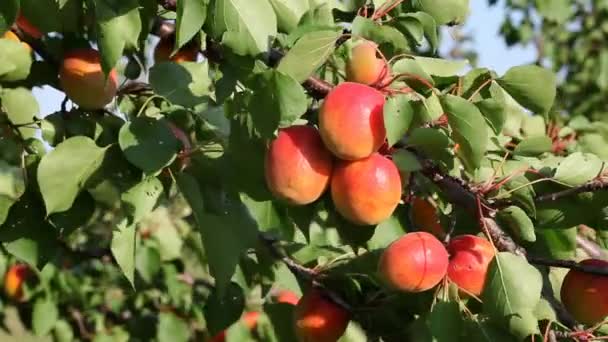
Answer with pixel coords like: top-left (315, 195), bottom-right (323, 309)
top-left (265, 41), bottom-right (400, 226)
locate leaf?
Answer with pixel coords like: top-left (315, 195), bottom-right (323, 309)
top-left (1, 87), bottom-right (39, 138)
top-left (32, 297), bottom-right (58, 336)
top-left (441, 94), bottom-right (488, 170)
top-left (351, 16), bottom-right (409, 53)
top-left (392, 150), bottom-right (422, 173)
top-left (0, 0), bottom-right (19, 33)
top-left (157, 312), bottom-right (190, 342)
top-left (384, 95), bottom-right (414, 147)
top-left (534, 0), bottom-right (572, 23)
top-left (175, 0), bottom-right (207, 52)
top-left (554, 152), bottom-right (604, 186)
top-left (497, 206), bottom-right (536, 243)
top-left (475, 98), bottom-right (506, 134)
top-left (111, 219), bottom-right (136, 288)
top-left (408, 127), bottom-right (451, 159)
top-left (415, 0), bottom-right (469, 25)
top-left (0, 39), bottom-right (33, 82)
top-left (534, 298), bottom-right (556, 322)
top-left (413, 56), bottom-right (468, 77)
top-left (95, 0), bottom-right (142, 75)
top-left (497, 65), bottom-right (557, 117)
top-left (149, 61), bottom-right (212, 109)
top-left (118, 117), bottom-right (180, 175)
top-left (0, 161), bottom-right (25, 225)
top-left (211, 0), bottom-right (278, 56)
top-left (427, 300), bottom-right (463, 341)
top-left (277, 29), bottom-right (340, 82)
top-left (391, 58), bottom-right (434, 90)
top-left (136, 245), bottom-right (161, 283)
top-left (406, 12), bottom-right (438, 52)
top-left (513, 136), bottom-right (552, 157)
top-left (37, 136), bottom-right (108, 215)
top-left (249, 70), bottom-right (308, 138)
top-left (269, 0), bottom-right (309, 32)
top-left (482, 252), bottom-right (542, 338)
top-left (367, 212), bottom-right (407, 250)
top-left (204, 282), bottom-right (245, 335)
top-left (121, 177), bottom-right (163, 224)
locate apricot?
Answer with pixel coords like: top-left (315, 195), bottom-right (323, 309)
top-left (346, 40), bottom-right (389, 86)
top-left (209, 311), bottom-right (260, 342)
top-left (59, 48), bottom-right (118, 110)
top-left (560, 259), bottom-right (608, 325)
top-left (319, 82), bottom-right (386, 160)
top-left (294, 289), bottom-right (350, 342)
top-left (4, 264), bottom-right (29, 301)
top-left (15, 14), bottom-right (43, 39)
top-left (154, 36), bottom-right (199, 63)
top-left (265, 125), bottom-right (333, 205)
top-left (331, 153), bottom-right (401, 225)
top-left (446, 235), bottom-right (495, 296)
top-left (2, 31), bottom-right (31, 52)
top-left (276, 290), bottom-right (300, 305)
top-left (379, 232), bottom-right (449, 292)
top-left (411, 196), bottom-right (445, 239)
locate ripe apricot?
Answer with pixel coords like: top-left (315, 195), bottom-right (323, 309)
top-left (319, 82), bottom-right (386, 160)
top-left (15, 14), bottom-right (43, 39)
top-left (379, 232), bottom-right (449, 292)
top-left (4, 264), bottom-right (29, 301)
top-left (560, 259), bottom-right (608, 325)
top-left (447, 235), bottom-right (495, 296)
top-left (265, 125), bottom-right (333, 205)
top-left (294, 289), bottom-right (350, 342)
top-left (154, 36), bottom-right (199, 63)
top-left (2, 31), bottom-right (31, 52)
top-left (411, 196), bottom-right (445, 239)
top-left (331, 153), bottom-right (401, 225)
top-left (59, 48), bottom-right (118, 110)
top-left (276, 290), bottom-right (300, 305)
top-left (209, 311), bottom-right (260, 342)
top-left (346, 40), bottom-right (389, 86)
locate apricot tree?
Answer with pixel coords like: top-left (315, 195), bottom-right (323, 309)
top-left (2, 0), bottom-right (608, 341)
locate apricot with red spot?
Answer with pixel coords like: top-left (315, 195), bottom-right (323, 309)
top-left (447, 234), bottom-right (495, 297)
top-left (294, 289), bottom-right (350, 342)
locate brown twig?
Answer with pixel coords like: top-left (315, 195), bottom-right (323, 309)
top-left (528, 257), bottom-right (608, 276)
top-left (536, 178), bottom-right (608, 202)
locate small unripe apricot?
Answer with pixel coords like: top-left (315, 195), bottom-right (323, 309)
top-left (154, 36), bottom-right (199, 63)
top-left (447, 235), bottom-right (495, 297)
top-left (319, 82), bottom-right (386, 160)
top-left (331, 153), bottom-right (401, 225)
top-left (15, 14), bottom-right (43, 39)
top-left (379, 232), bottom-right (449, 292)
top-left (411, 196), bottom-right (445, 239)
top-left (276, 290), bottom-right (300, 305)
top-left (265, 125), bottom-right (333, 205)
top-left (209, 311), bottom-right (260, 342)
top-left (346, 40), bottom-right (389, 86)
top-left (4, 264), bottom-right (29, 301)
top-left (560, 259), bottom-right (608, 325)
top-left (2, 31), bottom-right (31, 52)
top-left (294, 289), bottom-right (350, 342)
top-left (59, 48), bottom-right (118, 110)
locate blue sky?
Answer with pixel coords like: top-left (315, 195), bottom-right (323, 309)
top-left (34, 0), bottom-right (536, 116)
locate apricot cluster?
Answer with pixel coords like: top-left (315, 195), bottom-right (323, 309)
top-left (265, 40), bottom-right (402, 226)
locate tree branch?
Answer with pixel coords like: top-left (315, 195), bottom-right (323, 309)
top-left (536, 178), bottom-right (608, 202)
top-left (528, 256), bottom-right (608, 276)
top-left (258, 232), bottom-right (318, 281)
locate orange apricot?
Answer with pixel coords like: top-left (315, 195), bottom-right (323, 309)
top-left (411, 196), bottom-right (445, 239)
top-left (276, 290), bottom-right (300, 305)
top-left (379, 232), bottom-right (449, 292)
top-left (294, 289), bottom-right (350, 342)
top-left (4, 264), bottom-right (30, 301)
top-left (59, 48), bottom-right (118, 110)
top-left (154, 36), bottom-right (199, 63)
top-left (265, 125), bottom-right (334, 205)
top-left (319, 82), bottom-right (386, 160)
top-left (331, 153), bottom-right (401, 225)
top-left (346, 40), bottom-right (389, 86)
top-left (446, 235), bottom-right (495, 296)
top-left (560, 259), bottom-right (608, 325)
top-left (209, 311), bottom-right (260, 342)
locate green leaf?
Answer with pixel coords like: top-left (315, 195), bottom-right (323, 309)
top-left (149, 61), bottom-right (212, 108)
top-left (482, 252), bottom-right (542, 339)
top-left (0, 39), bottom-right (33, 82)
top-left (427, 300), bottom-right (463, 341)
top-left (554, 152), bottom-right (603, 186)
top-left (118, 117), bottom-right (180, 175)
top-left (392, 149), bottom-right (422, 173)
top-left (111, 219), bottom-right (136, 287)
top-left (475, 98), bottom-right (506, 134)
top-left (534, 0), bottom-right (572, 23)
top-left (175, 0), bottom-right (207, 52)
top-left (204, 282), bottom-right (245, 335)
top-left (496, 65), bottom-right (557, 117)
top-left (270, 0), bottom-right (309, 32)
top-left (211, 0), bottom-right (278, 56)
top-left (1, 87), bottom-right (39, 139)
top-left (0, 0), bottom-right (19, 33)
top-left (157, 312), bottom-right (190, 342)
top-left (95, 0), bottom-right (141, 75)
top-left (136, 245), bottom-right (161, 283)
top-left (249, 70), bottom-right (308, 138)
top-left (441, 94), bottom-right (488, 170)
top-left (535, 227), bottom-right (577, 259)
top-left (406, 12), bottom-right (438, 52)
top-left (384, 95), bottom-right (414, 147)
top-left (415, 0), bottom-right (469, 25)
top-left (121, 177), bottom-right (163, 224)
top-left (534, 298), bottom-right (556, 322)
top-left (37, 136), bottom-right (108, 215)
top-left (513, 136), bottom-right (552, 157)
top-left (351, 16), bottom-right (409, 53)
top-left (367, 212), bottom-right (407, 250)
top-left (391, 58), bottom-right (434, 89)
top-left (497, 206), bottom-right (536, 243)
top-left (408, 127), bottom-right (451, 159)
top-left (32, 297), bottom-right (58, 336)
top-left (413, 56), bottom-right (468, 77)
top-left (277, 29), bottom-right (340, 82)
top-left (0, 161), bottom-right (25, 225)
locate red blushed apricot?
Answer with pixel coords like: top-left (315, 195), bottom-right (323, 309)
top-left (561, 259), bottom-right (608, 325)
top-left (411, 196), bottom-right (445, 239)
top-left (209, 311), bottom-right (260, 342)
top-left (379, 232), bottom-right (449, 293)
top-left (346, 40), bottom-right (389, 86)
top-left (265, 125), bottom-right (333, 205)
top-left (59, 48), bottom-right (118, 110)
top-left (154, 36), bottom-right (199, 63)
top-left (276, 290), bottom-right (300, 305)
top-left (331, 153), bottom-right (401, 225)
top-left (319, 82), bottom-right (386, 160)
top-left (16, 14), bottom-right (43, 39)
top-left (447, 235), bottom-right (495, 297)
top-left (4, 264), bottom-right (30, 301)
top-left (294, 289), bottom-right (350, 342)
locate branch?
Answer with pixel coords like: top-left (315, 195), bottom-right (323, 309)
top-left (536, 178), bottom-right (608, 202)
top-left (528, 256), bottom-right (608, 276)
top-left (258, 232), bottom-right (318, 281)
